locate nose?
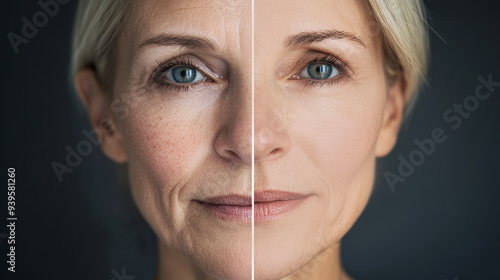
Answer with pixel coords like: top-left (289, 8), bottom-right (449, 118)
top-left (253, 84), bottom-right (291, 163)
top-left (214, 83), bottom-right (291, 164)
top-left (214, 81), bottom-right (253, 164)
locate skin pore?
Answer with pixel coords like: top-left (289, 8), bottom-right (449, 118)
top-left (74, 0), bottom-right (405, 279)
top-left (77, 0), bottom-right (252, 279)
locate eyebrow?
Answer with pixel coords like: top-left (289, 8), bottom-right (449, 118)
top-left (284, 30), bottom-right (366, 48)
top-left (139, 34), bottom-right (216, 50)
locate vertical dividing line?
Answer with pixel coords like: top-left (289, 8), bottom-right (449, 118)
top-left (251, 0), bottom-right (255, 279)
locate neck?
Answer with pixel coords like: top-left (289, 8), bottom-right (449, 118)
top-left (281, 243), bottom-right (354, 280)
top-left (153, 240), bottom-right (353, 280)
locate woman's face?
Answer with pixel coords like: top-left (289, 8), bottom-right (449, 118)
top-left (102, 0), bottom-right (403, 279)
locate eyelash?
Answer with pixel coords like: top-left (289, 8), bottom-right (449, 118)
top-left (149, 54), bottom-right (349, 92)
top-left (295, 54), bottom-right (350, 88)
top-left (150, 57), bottom-right (211, 92)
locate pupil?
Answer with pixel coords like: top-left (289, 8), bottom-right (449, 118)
top-left (173, 66), bottom-right (196, 83)
top-left (308, 64), bottom-right (332, 80)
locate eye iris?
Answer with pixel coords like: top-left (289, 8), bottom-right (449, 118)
top-left (172, 66), bottom-right (197, 83)
top-left (307, 63), bottom-right (333, 80)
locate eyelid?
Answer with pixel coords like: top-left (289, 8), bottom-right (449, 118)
top-left (279, 52), bottom-right (355, 91)
top-left (148, 55), bottom-right (226, 92)
top-left (151, 56), bottom-right (215, 82)
top-left (291, 53), bottom-right (351, 80)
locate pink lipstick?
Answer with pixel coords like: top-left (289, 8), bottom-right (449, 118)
top-left (253, 191), bottom-right (309, 223)
top-left (197, 191), bottom-right (309, 223)
top-left (197, 195), bottom-right (252, 223)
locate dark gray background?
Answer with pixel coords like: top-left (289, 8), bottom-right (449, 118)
top-left (1, 1), bottom-right (499, 279)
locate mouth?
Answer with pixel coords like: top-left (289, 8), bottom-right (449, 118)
top-left (196, 195), bottom-right (252, 223)
top-left (196, 191), bottom-right (309, 223)
top-left (254, 191), bottom-right (309, 223)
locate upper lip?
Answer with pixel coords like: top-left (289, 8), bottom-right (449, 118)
top-left (199, 191), bottom-right (306, 206)
top-left (254, 190), bottom-right (307, 203)
top-left (200, 195), bottom-right (251, 206)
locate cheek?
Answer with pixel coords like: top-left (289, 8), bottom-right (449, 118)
top-left (117, 99), bottom-right (218, 241)
top-left (125, 102), bottom-right (209, 185)
top-left (295, 90), bottom-right (385, 185)
top-left (119, 98), bottom-right (217, 221)
top-left (291, 84), bottom-right (387, 239)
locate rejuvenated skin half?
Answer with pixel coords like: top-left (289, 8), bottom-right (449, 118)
top-left (254, 0), bottom-right (404, 279)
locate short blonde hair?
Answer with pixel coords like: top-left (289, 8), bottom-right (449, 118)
top-left (71, 0), bottom-right (429, 106)
top-left (71, 0), bottom-right (130, 91)
top-left (367, 0), bottom-right (429, 110)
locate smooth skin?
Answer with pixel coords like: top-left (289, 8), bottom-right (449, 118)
top-left (254, 0), bottom-right (404, 279)
top-left (74, 0), bottom-right (405, 279)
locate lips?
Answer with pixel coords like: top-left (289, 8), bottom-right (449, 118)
top-left (196, 191), bottom-right (309, 223)
top-left (254, 191), bottom-right (309, 222)
top-left (196, 195), bottom-right (252, 223)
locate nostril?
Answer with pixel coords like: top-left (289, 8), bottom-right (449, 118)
top-left (269, 148), bottom-right (281, 157)
top-left (226, 150), bottom-right (240, 160)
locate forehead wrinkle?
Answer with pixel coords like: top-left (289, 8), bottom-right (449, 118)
top-left (119, 0), bottom-right (251, 85)
top-left (138, 34), bottom-right (217, 51)
top-left (129, 0), bottom-right (247, 52)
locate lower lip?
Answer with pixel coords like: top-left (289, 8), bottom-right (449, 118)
top-left (254, 196), bottom-right (308, 223)
top-left (198, 202), bottom-right (252, 223)
top-left (197, 196), bottom-right (308, 223)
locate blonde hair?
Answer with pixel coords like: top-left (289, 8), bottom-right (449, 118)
top-left (71, 0), bottom-right (429, 106)
top-left (367, 0), bottom-right (429, 111)
top-left (71, 0), bottom-right (130, 91)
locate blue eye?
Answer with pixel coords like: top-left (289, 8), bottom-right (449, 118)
top-left (300, 63), bottom-right (339, 80)
top-left (165, 66), bottom-right (204, 83)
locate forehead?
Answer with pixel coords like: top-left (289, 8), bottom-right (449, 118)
top-left (125, 0), bottom-right (251, 47)
top-left (255, 0), bottom-right (377, 48)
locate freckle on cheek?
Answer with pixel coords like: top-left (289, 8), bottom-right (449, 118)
top-left (127, 113), bottom-right (201, 181)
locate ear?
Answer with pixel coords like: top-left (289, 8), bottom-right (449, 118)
top-left (375, 74), bottom-right (406, 157)
top-left (74, 68), bottom-right (127, 163)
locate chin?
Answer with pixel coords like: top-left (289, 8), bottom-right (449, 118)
top-left (253, 197), bottom-right (327, 279)
top-left (195, 246), bottom-right (252, 280)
